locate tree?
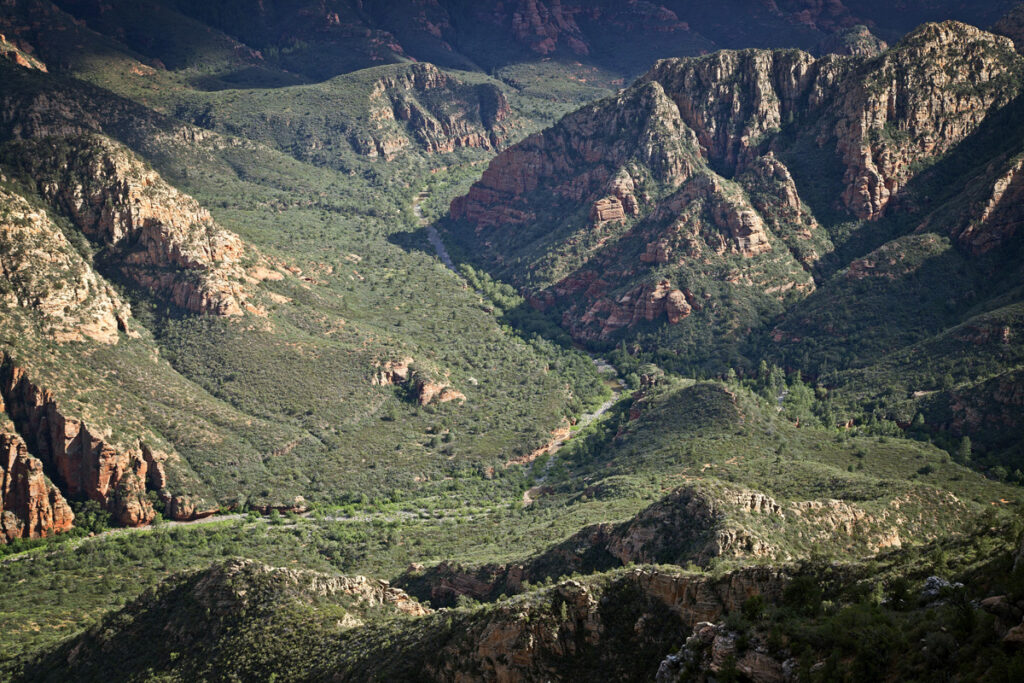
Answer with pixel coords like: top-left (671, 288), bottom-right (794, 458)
top-left (956, 436), bottom-right (972, 463)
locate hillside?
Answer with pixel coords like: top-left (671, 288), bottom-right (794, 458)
top-left (448, 20), bottom-right (1024, 474)
top-left (0, 1), bottom-right (1023, 681)
top-left (0, 37), bottom-right (608, 534)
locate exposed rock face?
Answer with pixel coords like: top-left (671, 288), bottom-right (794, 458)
top-left (451, 79), bottom-right (698, 232)
top-left (427, 567), bottom-right (787, 682)
top-left (413, 380), bottom-right (466, 406)
top-left (449, 21), bottom-right (1022, 354)
top-left (659, 620), bottom-right (788, 683)
top-left (948, 157), bottom-right (1024, 254)
top-left (372, 357), bottom-right (465, 405)
top-left (578, 279), bottom-right (691, 338)
top-left (0, 187), bottom-right (131, 344)
top-left (0, 425), bottom-right (73, 542)
top-left (0, 355), bottom-right (154, 526)
top-left (356, 63), bottom-right (513, 159)
top-left (0, 32), bottom-right (46, 71)
top-left (371, 357), bottom-right (414, 386)
top-left (828, 22), bottom-right (1021, 220)
top-left (816, 24), bottom-right (888, 57)
top-left (739, 153), bottom-right (826, 268)
top-left (640, 49), bottom-right (844, 174)
top-left (9, 134), bottom-right (250, 316)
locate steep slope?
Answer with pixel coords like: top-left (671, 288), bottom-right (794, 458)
top-left (0, 416), bottom-right (73, 542)
top-left (0, 183), bottom-right (131, 344)
top-left (48, 0), bottom-right (1020, 81)
top-left (19, 556), bottom-right (786, 682)
top-left (22, 530), bottom-right (1024, 682)
top-left (448, 21), bottom-right (1024, 463)
top-left (168, 62), bottom-right (518, 167)
top-left (20, 558), bottom-right (431, 681)
top-left (0, 34), bottom-right (608, 528)
top-left (6, 134), bottom-right (254, 316)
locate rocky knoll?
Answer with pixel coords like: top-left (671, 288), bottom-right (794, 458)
top-left (0, 419), bottom-right (73, 543)
top-left (372, 356), bottom-right (466, 405)
top-left (449, 21), bottom-right (1023, 351)
top-left (36, 558), bottom-right (431, 680)
top-left (7, 134), bottom-right (251, 316)
top-left (0, 354), bottom-right (153, 526)
top-left (402, 477), bottom-right (933, 608)
top-left (0, 186), bottom-right (131, 344)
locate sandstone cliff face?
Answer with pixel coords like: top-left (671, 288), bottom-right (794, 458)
top-left (0, 32), bottom-right (46, 71)
top-left (10, 134), bottom-right (250, 316)
top-left (450, 21), bottom-right (1022, 352)
top-left (0, 186), bottom-right (131, 344)
top-left (358, 63), bottom-right (513, 158)
top-left (0, 423), bottom-right (73, 542)
top-left (576, 279), bottom-right (692, 338)
top-left (0, 355), bottom-right (153, 526)
top-left (826, 22), bottom-right (1021, 220)
top-left (640, 49), bottom-right (845, 174)
top-left (426, 566), bottom-right (787, 682)
top-left (945, 155), bottom-right (1024, 254)
top-left (452, 79), bottom-right (698, 232)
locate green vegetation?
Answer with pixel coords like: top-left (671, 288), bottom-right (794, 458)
top-left (1, 4), bottom-right (1024, 680)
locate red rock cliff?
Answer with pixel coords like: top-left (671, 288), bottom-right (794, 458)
top-left (0, 355), bottom-right (154, 527)
top-left (0, 425), bottom-right (73, 542)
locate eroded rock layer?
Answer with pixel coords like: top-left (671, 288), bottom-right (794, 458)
top-left (9, 134), bottom-right (251, 316)
top-left (0, 424), bottom-right (73, 542)
top-left (0, 186), bottom-right (131, 344)
top-left (0, 354), bottom-right (154, 526)
top-left (449, 21), bottom-right (1023, 350)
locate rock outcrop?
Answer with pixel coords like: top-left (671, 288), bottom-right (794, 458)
top-left (0, 423), bottom-right (73, 542)
top-left (828, 22), bottom-right (1021, 220)
top-left (372, 356), bottom-right (465, 405)
top-left (577, 279), bottom-right (691, 338)
top-left (0, 355), bottom-right (154, 526)
top-left (946, 156), bottom-right (1024, 254)
top-left (427, 566), bottom-right (788, 682)
top-left (0, 187), bottom-right (131, 344)
top-left (355, 63), bottom-right (513, 159)
top-left (451, 79), bottom-right (698, 232)
top-left (640, 49), bottom-right (844, 175)
top-left (8, 134), bottom-right (250, 316)
top-left (449, 21), bottom-right (1022, 356)
top-left (0, 32), bottom-right (46, 71)
top-left (816, 24), bottom-right (888, 57)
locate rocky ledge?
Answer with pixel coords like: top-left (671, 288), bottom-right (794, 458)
top-left (9, 134), bottom-right (253, 316)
